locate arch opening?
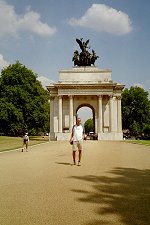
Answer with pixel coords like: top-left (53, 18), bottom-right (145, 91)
top-left (76, 104), bottom-right (96, 136)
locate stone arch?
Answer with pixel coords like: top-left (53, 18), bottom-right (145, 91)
top-left (47, 66), bottom-right (124, 140)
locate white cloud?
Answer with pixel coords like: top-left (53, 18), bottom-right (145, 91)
top-left (133, 82), bottom-right (150, 97)
top-left (17, 8), bottom-right (57, 37)
top-left (68, 4), bottom-right (132, 35)
top-left (37, 76), bottom-right (55, 89)
top-left (133, 83), bottom-right (144, 89)
top-left (0, 54), bottom-right (9, 71)
top-left (0, 0), bottom-right (57, 38)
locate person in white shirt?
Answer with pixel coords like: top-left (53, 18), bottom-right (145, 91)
top-left (22, 132), bottom-right (29, 152)
top-left (70, 118), bottom-right (85, 166)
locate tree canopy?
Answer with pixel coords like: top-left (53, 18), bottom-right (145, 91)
top-left (84, 118), bottom-right (94, 134)
top-left (0, 61), bottom-right (50, 136)
top-left (121, 86), bottom-right (150, 138)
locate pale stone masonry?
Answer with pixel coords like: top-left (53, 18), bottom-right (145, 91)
top-left (47, 67), bottom-right (125, 140)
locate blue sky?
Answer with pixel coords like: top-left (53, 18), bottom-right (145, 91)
top-left (0, 0), bottom-right (150, 122)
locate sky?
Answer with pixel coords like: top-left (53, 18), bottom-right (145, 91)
top-left (0, 0), bottom-right (150, 123)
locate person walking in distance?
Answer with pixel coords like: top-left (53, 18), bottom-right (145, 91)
top-left (70, 118), bottom-right (85, 166)
top-left (22, 132), bottom-right (29, 152)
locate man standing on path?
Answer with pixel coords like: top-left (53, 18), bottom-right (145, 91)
top-left (70, 118), bottom-right (85, 166)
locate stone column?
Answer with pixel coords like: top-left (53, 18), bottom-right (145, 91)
top-left (109, 95), bottom-right (114, 132)
top-left (98, 95), bottom-right (103, 133)
top-left (58, 95), bottom-right (62, 133)
top-left (50, 96), bottom-right (54, 133)
top-left (117, 96), bottom-right (122, 132)
top-left (69, 95), bottom-right (74, 132)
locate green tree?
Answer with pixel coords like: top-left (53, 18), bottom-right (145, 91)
top-left (0, 61), bottom-right (50, 135)
top-left (122, 86), bottom-right (150, 138)
top-left (84, 118), bottom-right (94, 134)
top-left (143, 124), bottom-right (150, 139)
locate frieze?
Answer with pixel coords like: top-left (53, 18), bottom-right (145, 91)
top-left (58, 89), bottom-right (114, 96)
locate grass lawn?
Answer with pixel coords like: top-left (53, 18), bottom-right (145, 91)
top-left (0, 136), bottom-right (49, 152)
top-left (126, 140), bottom-right (150, 146)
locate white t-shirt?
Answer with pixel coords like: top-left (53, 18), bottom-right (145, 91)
top-left (23, 135), bottom-right (29, 141)
top-left (73, 125), bottom-right (83, 141)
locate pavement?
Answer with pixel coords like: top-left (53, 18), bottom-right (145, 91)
top-left (0, 140), bottom-right (150, 225)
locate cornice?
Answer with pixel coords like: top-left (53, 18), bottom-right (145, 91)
top-left (47, 82), bottom-right (124, 90)
top-left (59, 67), bottom-right (112, 74)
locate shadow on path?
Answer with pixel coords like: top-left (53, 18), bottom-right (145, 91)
top-left (55, 162), bottom-right (72, 166)
top-left (69, 168), bottom-right (150, 225)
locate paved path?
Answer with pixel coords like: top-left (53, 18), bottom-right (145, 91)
top-left (0, 141), bottom-right (150, 225)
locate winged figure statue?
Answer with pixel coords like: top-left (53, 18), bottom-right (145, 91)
top-left (72, 38), bottom-right (99, 67)
top-left (76, 38), bottom-right (90, 52)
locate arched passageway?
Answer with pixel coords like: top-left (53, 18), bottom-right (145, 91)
top-left (77, 106), bottom-right (93, 125)
top-left (76, 104), bottom-right (95, 133)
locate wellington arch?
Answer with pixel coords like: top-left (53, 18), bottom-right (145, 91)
top-left (47, 39), bottom-right (125, 141)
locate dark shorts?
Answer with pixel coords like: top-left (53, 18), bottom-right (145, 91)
top-left (23, 140), bottom-right (28, 144)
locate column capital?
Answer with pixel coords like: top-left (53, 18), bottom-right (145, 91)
top-left (50, 96), bottom-right (55, 101)
top-left (68, 95), bottom-right (74, 99)
top-left (109, 95), bottom-right (113, 99)
top-left (116, 96), bottom-right (122, 100)
top-left (98, 95), bottom-right (103, 99)
top-left (58, 95), bottom-right (63, 99)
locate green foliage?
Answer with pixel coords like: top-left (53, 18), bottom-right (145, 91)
top-left (143, 124), bottom-right (150, 140)
top-left (84, 118), bottom-right (94, 134)
top-left (122, 86), bottom-right (150, 138)
top-left (0, 61), bottom-right (50, 135)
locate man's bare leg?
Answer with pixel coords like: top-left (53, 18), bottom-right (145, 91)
top-left (73, 151), bottom-right (76, 164)
top-left (78, 150), bottom-right (82, 165)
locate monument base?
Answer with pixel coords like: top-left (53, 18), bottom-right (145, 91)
top-left (50, 132), bottom-right (123, 141)
top-left (50, 132), bottom-right (71, 141)
top-left (59, 67), bottom-right (112, 83)
top-left (98, 132), bottom-right (123, 140)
